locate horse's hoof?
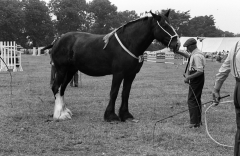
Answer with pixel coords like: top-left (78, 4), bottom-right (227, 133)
top-left (53, 108), bottom-right (72, 120)
top-left (119, 112), bottom-right (134, 122)
top-left (65, 108), bottom-right (73, 116)
top-left (126, 119), bottom-right (139, 123)
top-left (104, 112), bottom-right (120, 122)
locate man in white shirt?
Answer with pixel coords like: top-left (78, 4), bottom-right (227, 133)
top-left (176, 38), bottom-right (206, 128)
top-left (213, 40), bottom-right (240, 156)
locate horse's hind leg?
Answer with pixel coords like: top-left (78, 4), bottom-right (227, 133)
top-left (52, 68), bottom-right (76, 120)
top-left (119, 73), bottom-right (136, 121)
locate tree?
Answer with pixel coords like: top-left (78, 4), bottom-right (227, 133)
top-left (223, 31), bottom-right (234, 37)
top-left (0, 0), bottom-right (25, 45)
top-left (116, 10), bottom-right (140, 26)
top-left (88, 0), bottom-right (118, 34)
top-left (23, 0), bottom-right (54, 47)
top-left (235, 34), bottom-right (240, 37)
top-left (187, 15), bottom-right (221, 37)
top-left (49, 0), bottom-right (87, 34)
top-left (160, 9), bottom-right (232, 37)
top-left (161, 9), bottom-right (191, 37)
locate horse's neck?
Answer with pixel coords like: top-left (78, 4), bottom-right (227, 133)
top-left (117, 22), bottom-right (154, 56)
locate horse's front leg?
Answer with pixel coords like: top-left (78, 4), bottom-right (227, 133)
top-left (119, 73), bottom-right (136, 121)
top-left (104, 73), bottom-right (124, 122)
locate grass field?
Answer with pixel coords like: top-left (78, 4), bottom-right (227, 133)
top-left (0, 55), bottom-right (236, 156)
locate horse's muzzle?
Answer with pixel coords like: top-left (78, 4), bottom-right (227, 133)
top-left (172, 42), bottom-right (180, 53)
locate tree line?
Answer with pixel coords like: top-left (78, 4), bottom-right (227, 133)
top-left (0, 0), bottom-right (239, 49)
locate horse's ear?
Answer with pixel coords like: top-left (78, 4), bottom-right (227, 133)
top-left (150, 10), bottom-right (161, 20)
top-left (164, 9), bottom-right (171, 18)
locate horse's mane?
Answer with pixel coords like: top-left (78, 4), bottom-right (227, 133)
top-left (121, 16), bottom-right (149, 31)
top-left (103, 16), bottom-right (149, 49)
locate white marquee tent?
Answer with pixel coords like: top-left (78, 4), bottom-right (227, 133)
top-left (180, 37), bottom-right (240, 53)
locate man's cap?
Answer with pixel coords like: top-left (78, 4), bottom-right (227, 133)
top-left (183, 38), bottom-right (197, 47)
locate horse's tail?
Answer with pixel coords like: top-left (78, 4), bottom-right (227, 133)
top-left (41, 44), bottom-right (53, 52)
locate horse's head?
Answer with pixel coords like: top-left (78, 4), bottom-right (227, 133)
top-left (150, 10), bottom-right (180, 52)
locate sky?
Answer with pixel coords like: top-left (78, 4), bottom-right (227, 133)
top-left (44, 0), bottom-right (240, 34)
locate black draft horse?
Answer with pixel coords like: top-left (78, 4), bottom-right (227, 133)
top-left (51, 10), bottom-right (180, 122)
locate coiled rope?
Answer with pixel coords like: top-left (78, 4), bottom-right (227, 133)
top-left (152, 95), bottom-right (230, 146)
top-left (204, 100), bottom-right (234, 148)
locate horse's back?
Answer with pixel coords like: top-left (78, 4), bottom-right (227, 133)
top-left (55, 32), bottom-right (104, 50)
top-left (72, 32), bottom-right (106, 53)
top-left (52, 32), bottom-right (114, 76)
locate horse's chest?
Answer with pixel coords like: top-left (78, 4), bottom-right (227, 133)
top-left (124, 62), bottom-right (143, 73)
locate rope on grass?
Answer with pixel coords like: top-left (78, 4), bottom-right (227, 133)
top-left (152, 95), bottom-right (230, 147)
top-left (152, 99), bottom-right (214, 146)
top-left (205, 100), bottom-right (234, 148)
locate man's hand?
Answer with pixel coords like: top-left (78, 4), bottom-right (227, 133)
top-left (212, 89), bottom-right (220, 105)
top-left (174, 50), bottom-right (180, 54)
top-left (184, 77), bottom-right (190, 84)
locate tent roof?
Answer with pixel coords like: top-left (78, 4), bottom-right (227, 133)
top-left (216, 37), bottom-right (240, 52)
top-left (179, 37), bottom-right (240, 53)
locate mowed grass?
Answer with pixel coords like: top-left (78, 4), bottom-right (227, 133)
top-left (0, 55), bottom-right (236, 156)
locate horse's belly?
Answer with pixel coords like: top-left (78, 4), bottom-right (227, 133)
top-left (80, 69), bottom-right (112, 77)
top-left (78, 62), bottom-right (112, 77)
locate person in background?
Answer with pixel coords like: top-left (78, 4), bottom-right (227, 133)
top-left (216, 52), bottom-right (222, 63)
top-left (175, 38), bottom-right (206, 128)
top-left (41, 36), bottom-right (60, 87)
top-left (41, 34), bottom-right (66, 87)
top-left (212, 40), bottom-right (240, 156)
top-left (70, 72), bottom-right (78, 87)
top-left (41, 47), bottom-right (56, 87)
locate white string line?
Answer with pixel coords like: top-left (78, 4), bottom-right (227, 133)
top-left (205, 100), bottom-right (234, 148)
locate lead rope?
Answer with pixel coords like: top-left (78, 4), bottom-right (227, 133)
top-left (205, 100), bottom-right (234, 148)
top-left (188, 82), bottom-right (202, 119)
top-left (204, 41), bottom-right (238, 148)
top-left (183, 70), bottom-right (202, 119)
top-left (186, 80), bottom-right (234, 148)
top-left (152, 95), bottom-right (230, 146)
top-left (189, 81), bottom-right (234, 148)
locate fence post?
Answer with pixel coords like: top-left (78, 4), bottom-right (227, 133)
top-left (32, 47), bottom-right (36, 56)
top-left (37, 47), bottom-right (41, 56)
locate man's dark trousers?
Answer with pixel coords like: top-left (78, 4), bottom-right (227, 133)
top-left (187, 71), bottom-right (205, 125)
top-left (234, 78), bottom-right (240, 156)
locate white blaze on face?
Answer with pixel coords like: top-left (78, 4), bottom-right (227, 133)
top-left (53, 87), bottom-right (72, 120)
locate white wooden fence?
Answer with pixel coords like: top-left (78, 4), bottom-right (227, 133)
top-left (32, 47), bottom-right (44, 56)
top-left (0, 41), bottom-right (23, 72)
top-left (144, 51), bottom-right (188, 64)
